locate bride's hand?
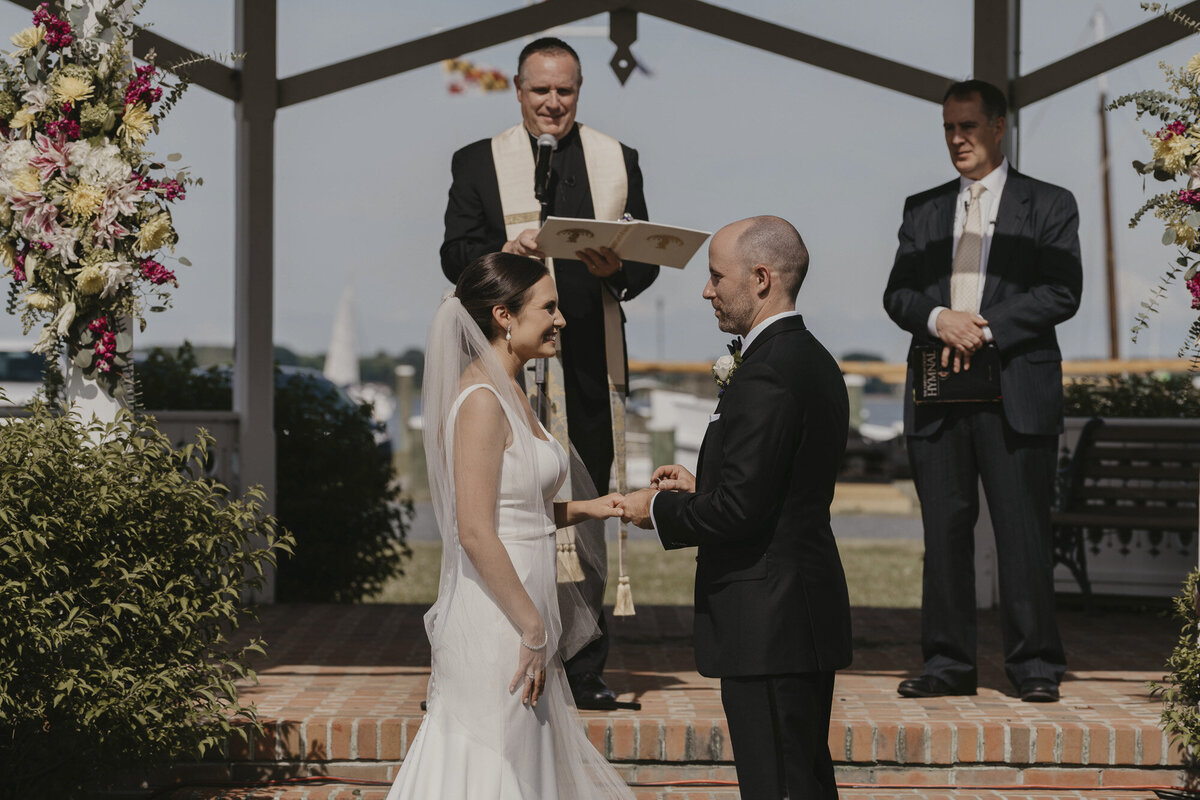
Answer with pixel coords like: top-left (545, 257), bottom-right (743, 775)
top-left (510, 626), bottom-right (548, 707)
top-left (588, 493), bottom-right (624, 520)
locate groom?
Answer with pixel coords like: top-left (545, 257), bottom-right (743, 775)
top-left (622, 216), bottom-right (851, 800)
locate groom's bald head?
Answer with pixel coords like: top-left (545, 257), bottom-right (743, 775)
top-left (732, 215), bottom-right (809, 301)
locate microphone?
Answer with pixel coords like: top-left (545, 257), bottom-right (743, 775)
top-left (534, 133), bottom-right (556, 204)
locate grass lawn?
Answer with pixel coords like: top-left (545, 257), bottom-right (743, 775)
top-left (369, 537), bottom-right (924, 608)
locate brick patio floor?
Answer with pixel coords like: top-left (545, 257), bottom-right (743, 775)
top-left (162, 601), bottom-right (1194, 798)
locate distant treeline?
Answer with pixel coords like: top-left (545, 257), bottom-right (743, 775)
top-left (183, 345), bottom-right (425, 387)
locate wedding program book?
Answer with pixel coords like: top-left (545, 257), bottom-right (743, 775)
top-left (911, 342), bottom-right (1002, 404)
top-left (536, 216), bottom-right (711, 269)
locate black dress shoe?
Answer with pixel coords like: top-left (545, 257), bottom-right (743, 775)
top-left (1019, 678), bottom-right (1060, 703)
top-left (897, 675), bottom-right (975, 698)
top-left (570, 672), bottom-right (618, 710)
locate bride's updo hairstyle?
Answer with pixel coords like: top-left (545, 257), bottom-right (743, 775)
top-left (455, 252), bottom-right (550, 341)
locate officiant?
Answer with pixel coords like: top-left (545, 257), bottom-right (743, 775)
top-left (440, 36), bottom-right (659, 710)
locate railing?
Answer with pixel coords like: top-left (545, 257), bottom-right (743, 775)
top-left (146, 410), bottom-right (241, 491)
top-left (630, 357), bottom-right (1194, 383)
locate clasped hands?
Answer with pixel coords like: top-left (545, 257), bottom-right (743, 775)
top-left (616, 464), bottom-right (696, 530)
top-left (502, 228), bottom-right (623, 277)
top-left (935, 309), bottom-right (989, 373)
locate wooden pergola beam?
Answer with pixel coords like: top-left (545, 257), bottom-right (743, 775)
top-left (1014, 0), bottom-right (1200, 107)
top-left (630, 0), bottom-right (953, 103)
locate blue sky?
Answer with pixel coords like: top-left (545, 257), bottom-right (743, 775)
top-left (0, 0), bottom-right (1195, 364)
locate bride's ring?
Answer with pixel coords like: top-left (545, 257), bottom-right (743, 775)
top-left (525, 672), bottom-right (536, 680)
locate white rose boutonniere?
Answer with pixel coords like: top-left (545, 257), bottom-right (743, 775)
top-left (711, 337), bottom-right (742, 397)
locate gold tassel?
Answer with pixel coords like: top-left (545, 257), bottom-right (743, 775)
top-left (614, 575), bottom-right (635, 616)
top-left (556, 538), bottom-right (585, 583)
top-left (612, 522), bottom-right (635, 616)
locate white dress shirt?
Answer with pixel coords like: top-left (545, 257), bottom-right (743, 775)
top-left (926, 158), bottom-right (1009, 341)
top-left (646, 309), bottom-right (800, 532)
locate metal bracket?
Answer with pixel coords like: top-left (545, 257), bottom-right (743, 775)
top-left (609, 9), bottom-right (638, 85)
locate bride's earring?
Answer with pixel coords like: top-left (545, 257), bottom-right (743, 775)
top-left (505, 325), bottom-right (512, 342)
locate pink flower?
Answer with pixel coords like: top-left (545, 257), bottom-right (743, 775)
top-left (1158, 120), bottom-right (1190, 140)
top-left (1181, 189), bottom-right (1200, 206)
top-left (29, 132), bottom-right (72, 180)
top-left (138, 257), bottom-right (176, 286)
top-left (33, 3), bottom-right (73, 49)
top-left (124, 65), bottom-right (162, 108)
top-left (1189, 273), bottom-right (1200, 310)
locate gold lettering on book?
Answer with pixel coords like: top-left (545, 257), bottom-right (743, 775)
top-left (922, 349), bottom-right (939, 398)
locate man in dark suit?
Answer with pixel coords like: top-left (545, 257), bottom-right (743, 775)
top-left (441, 37), bottom-right (658, 709)
top-left (622, 216), bottom-right (851, 800)
top-left (883, 80), bottom-right (1082, 703)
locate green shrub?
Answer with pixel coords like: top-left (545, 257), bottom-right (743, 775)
top-left (0, 402), bottom-right (291, 797)
top-left (137, 343), bottom-right (412, 602)
top-left (1155, 567), bottom-right (1200, 765)
top-left (1064, 373), bottom-right (1200, 418)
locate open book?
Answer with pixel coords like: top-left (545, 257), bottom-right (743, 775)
top-left (535, 216), bottom-right (711, 269)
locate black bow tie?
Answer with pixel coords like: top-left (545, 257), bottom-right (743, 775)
top-left (727, 337), bottom-right (742, 356)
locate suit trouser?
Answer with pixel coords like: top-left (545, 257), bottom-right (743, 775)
top-left (721, 672), bottom-right (838, 800)
top-left (907, 404), bottom-right (1067, 691)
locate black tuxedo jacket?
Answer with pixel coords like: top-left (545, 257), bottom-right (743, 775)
top-left (653, 316), bottom-right (852, 677)
top-left (440, 125), bottom-right (658, 434)
top-left (883, 168), bottom-right (1083, 438)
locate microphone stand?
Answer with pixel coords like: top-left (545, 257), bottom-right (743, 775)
top-left (533, 177), bottom-right (550, 423)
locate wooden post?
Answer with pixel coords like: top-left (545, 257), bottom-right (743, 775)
top-left (234, 0), bottom-right (278, 602)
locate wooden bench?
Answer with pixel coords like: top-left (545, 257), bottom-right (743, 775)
top-left (1052, 418), bottom-right (1200, 607)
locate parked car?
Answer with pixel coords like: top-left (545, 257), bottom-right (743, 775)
top-left (0, 340), bottom-right (44, 407)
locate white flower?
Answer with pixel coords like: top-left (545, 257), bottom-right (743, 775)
top-left (95, 259), bottom-right (133, 298)
top-left (73, 141), bottom-right (129, 188)
top-left (0, 139), bottom-right (36, 176)
top-left (20, 83), bottom-right (49, 113)
top-left (713, 354), bottom-right (736, 382)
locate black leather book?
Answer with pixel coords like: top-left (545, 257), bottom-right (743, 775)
top-left (911, 342), bottom-right (1001, 404)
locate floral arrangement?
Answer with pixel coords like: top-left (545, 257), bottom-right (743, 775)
top-left (712, 337), bottom-right (741, 397)
top-left (0, 0), bottom-right (198, 398)
top-left (442, 58), bottom-right (509, 95)
top-left (1110, 3), bottom-right (1200, 360)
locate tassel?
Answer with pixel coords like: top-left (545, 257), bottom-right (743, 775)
top-left (557, 538), bottom-right (585, 583)
top-left (613, 575), bottom-right (635, 617)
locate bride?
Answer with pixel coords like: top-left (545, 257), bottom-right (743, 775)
top-left (386, 253), bottom-right (635, 799)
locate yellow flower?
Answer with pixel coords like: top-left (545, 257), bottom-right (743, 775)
top-left (1188, 53), bottom-right (1200, 78)
top-left (75, 263), bottom-right (105, 295)
top-left (135, 212), bottom-right (174, 253)
top-left (1152, 132), bottom-right (1197, 174)
top-left (24, 291), bottom-right (55, 311)
top-left (65, 182), bottom-right (105, 218)
top-left (9, 107), bottom-right (34, 135)
top-left (1173, 221), bottom-right (1198, 249)
top-left (10, 25), bottom-right (44, 55)
top-left (118, 102), bottom-right (154, 146)
top-left (0, 241), bottom-right (14, 269)
top-left (9, 167), bottom-right (40, 194)
top-left (52, 74), bottom-right (94, 106)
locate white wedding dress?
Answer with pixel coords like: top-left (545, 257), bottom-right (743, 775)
top-left (386, 384), bottom-right (633, 800)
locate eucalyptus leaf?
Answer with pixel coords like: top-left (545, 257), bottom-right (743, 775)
top-left (149, 305), bottom-right (166, 313)
top-left (1164, 227), bottom-right (1178, 246)
top-left (178, 257), bottom-right (191, 267)
top-left (71, 348), bottom-right (92, 368)
top-left (1185, 263), bottom-right (1198, 282)
top-left (114, 331), bottom-right (132, 352)
top-left (167, 153), bottom-right (182, 162)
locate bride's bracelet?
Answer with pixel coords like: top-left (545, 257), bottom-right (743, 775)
top-left (520, 631), bottom-right (548, 651)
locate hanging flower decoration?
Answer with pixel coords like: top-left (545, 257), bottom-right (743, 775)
top-left (443, 58), bottom-right (509, 95)
top-left (0, 0), bottom-right (200, 398)
top-left (1109, 5), bottom-right (1200, 359)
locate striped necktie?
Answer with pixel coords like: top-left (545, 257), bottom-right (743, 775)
top-left (951, 182), bottom-right (987, 313)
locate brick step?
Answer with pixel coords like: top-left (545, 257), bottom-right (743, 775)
top-left (220, 714), bottom-right (1183, 770)
top-left (157, 779), bottom-right (1174, 800)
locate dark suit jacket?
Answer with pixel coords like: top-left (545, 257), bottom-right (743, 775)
top-left (652, 316), bottom-right (852, 678)
top-left (440, 125), bottom-right (659, 446)
top-left (883, 168), bottom-right (1083, 437)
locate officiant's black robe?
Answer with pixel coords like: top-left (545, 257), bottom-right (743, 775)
top-left (440, 123), bottom-right (659, 496)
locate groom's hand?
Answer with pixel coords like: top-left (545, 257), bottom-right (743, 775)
top-left (620, 488), bottom-right (657, 530)
top-left (650, 464), bottom-right (695, 493)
